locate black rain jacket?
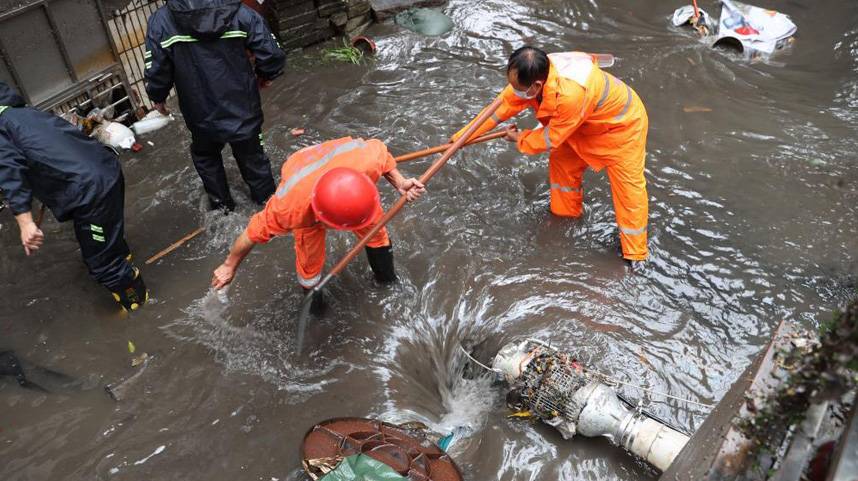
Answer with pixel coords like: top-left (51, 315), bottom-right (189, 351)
top-left (0, 82), bottom-right (120, 222)
top-left (144, 0), bottom-right (286, 143)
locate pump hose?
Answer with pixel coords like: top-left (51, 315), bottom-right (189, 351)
top-left (616, 391), bottom-right (693, 437)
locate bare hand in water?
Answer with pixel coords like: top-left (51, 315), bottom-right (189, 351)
top-left (211, 263), bottom-right (236, 289)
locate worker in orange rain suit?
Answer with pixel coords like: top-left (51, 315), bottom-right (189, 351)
top-left (454, 46), bottom-right (649, 262)
top-left (210, 137), bottom-right (425, 309)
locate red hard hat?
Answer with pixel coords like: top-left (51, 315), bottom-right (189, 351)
top-left (311, 167), bottom-right (379, 230)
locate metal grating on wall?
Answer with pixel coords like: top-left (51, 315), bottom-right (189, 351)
top-left (102, 0), bottom-right (166, 109)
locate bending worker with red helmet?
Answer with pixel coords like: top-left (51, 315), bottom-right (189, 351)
top-left (455, 46), bottom-right (649, 263)
top-left (211, 137), bottom-right (425, 304)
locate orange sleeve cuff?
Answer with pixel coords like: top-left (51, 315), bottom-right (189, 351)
top-left (382, 150), bottom-right (396, 174)
top-left (245, 208), bottom-right (285, 244)
top-left (517, 128), bottom-right (549, 155)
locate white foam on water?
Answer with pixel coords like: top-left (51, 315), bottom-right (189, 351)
top-left (161, 289), bottom-right (348, 401)
top-left (435, 375), bottom-right (497, 433)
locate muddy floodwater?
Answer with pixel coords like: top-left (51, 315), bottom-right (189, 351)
top-left (2, 1), bottom-right (857, 480)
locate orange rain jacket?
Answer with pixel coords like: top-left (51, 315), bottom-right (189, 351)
top-left (454, 52), bottom-right (650, 260)
top-left (455, 51), bottom-right (647, 170)
top-left (245, 137), bottom-right (396, 286)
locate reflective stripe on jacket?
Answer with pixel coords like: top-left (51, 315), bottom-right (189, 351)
top-left (455, 52), bottom-right (648, 171)
top-left (144, 0), bottom-right (285, 143)
top-left (244, 137), bottom-right (397, 244)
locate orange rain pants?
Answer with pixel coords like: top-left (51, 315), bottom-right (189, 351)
top-left (455, 52), bottom-right (650, 260)
top-left (245, 137), bottom-right (396, 287)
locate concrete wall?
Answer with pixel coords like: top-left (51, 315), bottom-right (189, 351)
top-left (273, 0), bottom-right (448, 50)
top-left (275, 0), bottom-right (373, 50)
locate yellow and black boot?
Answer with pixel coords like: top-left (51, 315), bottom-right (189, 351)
top-left (112, 268), bottom-right (149, 312)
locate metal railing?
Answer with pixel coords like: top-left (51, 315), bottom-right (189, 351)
top-left (100, 0), bottom-right (166, 109)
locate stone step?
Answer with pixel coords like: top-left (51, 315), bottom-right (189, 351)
top-left (278, 10), bottom-right (320, 31)
top-left (368, 0), bottom-right (446, 20)
top-left (317, 0), bottom-right (347, 17)
top-left (277, 0), bottom-right (316, 18)
top-left (279, 21), bottom-right (335, 49)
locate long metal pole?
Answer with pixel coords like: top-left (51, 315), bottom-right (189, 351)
top-left (394, 129), bottom-right (507, 163)
top-left (144, 127), bottom-right (506, 267)
top-left (309, 97), bottom-right (504, 294)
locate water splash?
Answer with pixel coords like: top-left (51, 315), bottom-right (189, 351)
top-left (162, 289), bottom-right (344, 401)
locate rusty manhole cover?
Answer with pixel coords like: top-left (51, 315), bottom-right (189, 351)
top-left (301, 417), bottom-right (464, 481)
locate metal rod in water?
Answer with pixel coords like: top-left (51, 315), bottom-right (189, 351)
top-left (458, 344), bottom-right (502, 374)
top-left (293, 99), bottom-right (504, 353)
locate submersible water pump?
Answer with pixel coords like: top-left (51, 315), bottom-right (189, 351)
top-left (492, 339), bottom-right (690, 472)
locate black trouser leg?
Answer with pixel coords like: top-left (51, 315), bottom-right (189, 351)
top-left (72, 176), bottom-right (145, 309)
top-left (190, 134), bottom-right (235, 210)
top-left (230, 132), bottom-right (275, 205)
top-left (365, 245), bottom-right (397, 283)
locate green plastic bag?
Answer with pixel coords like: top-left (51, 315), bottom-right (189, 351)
top-left (394, 8), bottom-right (454, 36)
top-left (319, 454), bottom-right (408, 481)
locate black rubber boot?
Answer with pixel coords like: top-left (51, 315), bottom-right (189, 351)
top-left (365, 245), bottom-right (397, 284)
top-left (112, 268), bottom-right (149, 312)
top-left (209, 196), bottom-right (236, 213)
top-left (302, 287), bottom-right (326, 316)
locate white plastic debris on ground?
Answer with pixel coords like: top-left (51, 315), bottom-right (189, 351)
top-left (131, 111), bottom-right (173, 136)
top-left (671, 5), bottom-right (712, 28)
top-left (93, 122), bottom-right (136, 150)
top-left (716, 0), bottom-right (796, 54)
top-left (673, 0), bottom-right (797, 58)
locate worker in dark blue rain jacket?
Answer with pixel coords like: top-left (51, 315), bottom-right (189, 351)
top-left (144, 0), bottom-right (286, 211)
top-left (0, 81), bottom-right (147, 312)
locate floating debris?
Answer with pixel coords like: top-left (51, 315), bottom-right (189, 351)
top-left (683, 105), bottom-right (713, 113)
top-left (92, 121), bottom-right (136, 150)
top-left (105, 353), bottom-right (155, 402)
top-left (131, 352), bottom-right (149, 368)
top-left (394, 8), bottom-right (453, 37)
top-left (323, 39), bottom-right (364, 65)
top-left (672, 0), bottom-right (797, 61)
top-left (350, 36), bottom-right (377, 56)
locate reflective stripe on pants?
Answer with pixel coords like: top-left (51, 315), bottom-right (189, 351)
top-left (605, 144), bottom-right (649, 261)
top-left (548, 143), bottom-right (587, 217)
top-left (548, 140), bottom-right (649, 261)
top-left (72, 175), bottom-right (136, 291)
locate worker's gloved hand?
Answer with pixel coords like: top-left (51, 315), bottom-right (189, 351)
top-left (18, 220), bottom-right (44, 256)
top-left (211, 263), bottom-right (237, 289)
top-left (397, 178), bottom-right (426, 202)
top-left (257, 78), bottom-right (273, 89)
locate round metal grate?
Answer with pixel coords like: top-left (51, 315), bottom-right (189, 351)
top-left (301, 417), bottom-right (464, 481)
